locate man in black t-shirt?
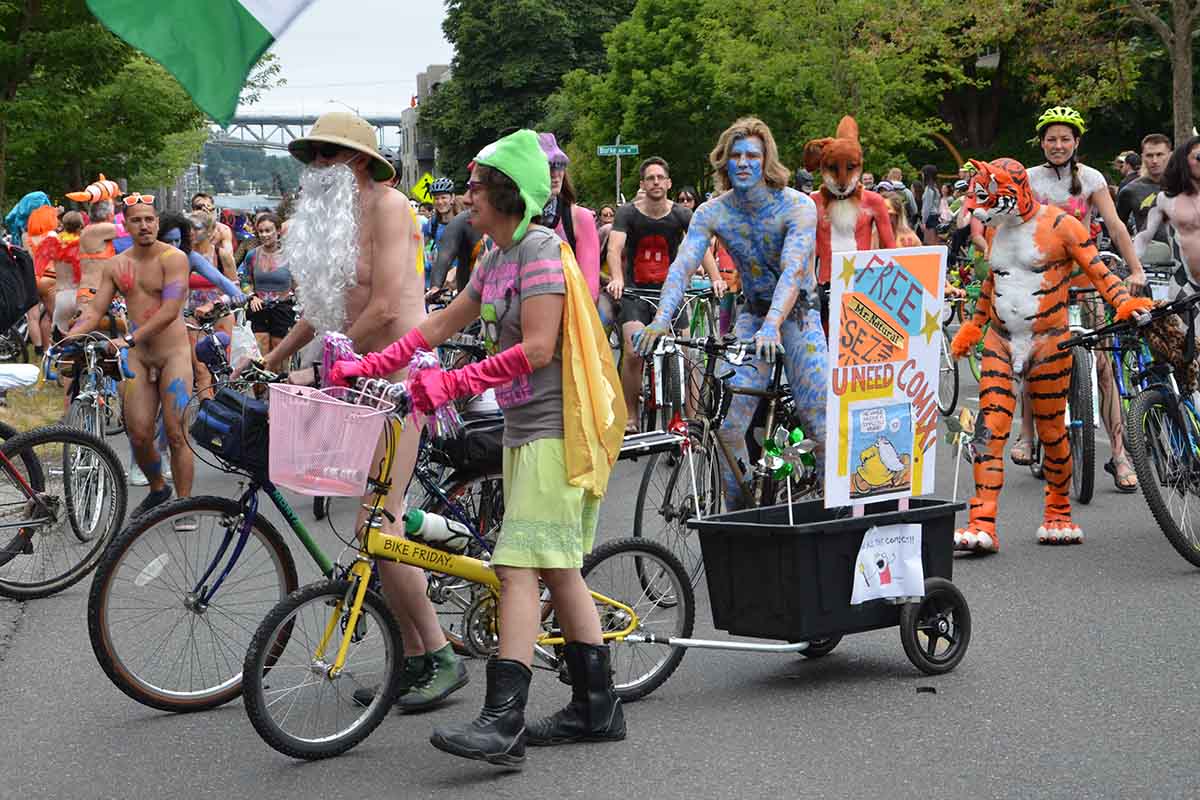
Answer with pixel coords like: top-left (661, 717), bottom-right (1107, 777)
top-left (605, 157), bottom-right (712, 428)
top-left (428, 209), bottom-right (483, 294)
top-left (1117, 133), bottom-right (1172, 266)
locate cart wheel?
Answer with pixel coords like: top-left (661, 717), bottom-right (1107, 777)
top-left (800, 636), bottom-right (842, 659)
top-left (899, 577), bottom-right (970, 675)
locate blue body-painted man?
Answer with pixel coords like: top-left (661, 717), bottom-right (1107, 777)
top-left (634, 117), bottom-right (827, 508)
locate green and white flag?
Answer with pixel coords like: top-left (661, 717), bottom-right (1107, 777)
top-left (86, 0), bottom-right (316, 123)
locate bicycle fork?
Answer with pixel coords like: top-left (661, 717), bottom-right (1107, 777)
top-left (315, 558), bottom-right (374, 679)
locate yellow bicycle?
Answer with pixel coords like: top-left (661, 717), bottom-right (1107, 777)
top-left (241, 379), bottom-right (694, 760)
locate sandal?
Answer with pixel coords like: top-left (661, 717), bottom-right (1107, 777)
top-left (1104, 457), bottom-right (1138, 493)
top-left (1009, 437), bottom-right (1034, 466)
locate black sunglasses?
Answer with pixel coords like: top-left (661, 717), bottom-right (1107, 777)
top-left (314, 143), bottom-right (346, 159)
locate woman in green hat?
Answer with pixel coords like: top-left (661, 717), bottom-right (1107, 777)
top-left (331, 129), bottom-right (626, 767)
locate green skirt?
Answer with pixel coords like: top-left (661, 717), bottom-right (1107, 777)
top-left (492, 438), bottom-right (599, 569)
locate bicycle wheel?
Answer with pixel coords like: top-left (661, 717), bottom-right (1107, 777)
top-left (0, 425), bottom-right (126, 599)
top-left (63, 400), bottom-right (119, 543)
top-left (1067, 346), bottom-right (1095, 504)
top-left (639, 359), bottom-right (656, 433)
top-left (420, 471), bottom-right (504, 653)
top-left (87, 495), bottom-right (299, 712)
top-left (243, 578), bottom-right (402, 760)
top-left (0, 420), bottom-right (45, 488)
top-left (660, 352), bottom-right (682, 431)
top-left (937, 328), bottom-right (959, 417)
top-left (1126, 388), bottom-right (1200, 567)
top-left (633, 437), bottom-right (720, 588)
top-left (102, 379), bottom-right (125, 436)
top-left (578, 538), bottom-right (694, 701)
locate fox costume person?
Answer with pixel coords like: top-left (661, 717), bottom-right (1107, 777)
top-left (803, 115), bottom-right (895, 288)
top-left (950, 158), bottom-right (1152, 552)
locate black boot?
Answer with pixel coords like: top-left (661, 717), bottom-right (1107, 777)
top-left (527, 642), bottom-right (626, 746)
top-left (430, 658), bottom-right (530, 767)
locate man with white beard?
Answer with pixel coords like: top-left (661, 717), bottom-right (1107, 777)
top-left (259, 111), bottom-right (469, 710)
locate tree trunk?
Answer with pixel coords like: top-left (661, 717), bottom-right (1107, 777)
top-left (0, 115), bottom-right (7, 212)
top-left (1172, 0), bottom-right (1194, 144)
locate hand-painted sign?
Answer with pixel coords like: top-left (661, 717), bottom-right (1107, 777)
top-left (824, 246), bottom-right (947, 508)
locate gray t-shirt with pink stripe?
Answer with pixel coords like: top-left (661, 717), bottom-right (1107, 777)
top-left (467, 225), bottom-right (566, 447)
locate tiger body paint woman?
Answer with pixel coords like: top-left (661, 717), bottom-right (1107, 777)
top-left (950, 158), bottom-right (1152, 552)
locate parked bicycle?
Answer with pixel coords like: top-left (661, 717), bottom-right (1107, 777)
top-left (0, 363), bottom-right (126, 599)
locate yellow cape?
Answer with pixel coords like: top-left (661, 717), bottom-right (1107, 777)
top-left (560, 242), bottom-right (626, 497)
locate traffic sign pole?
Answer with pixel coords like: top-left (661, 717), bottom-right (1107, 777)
top-left (597, 139), bottom-right (639, 204)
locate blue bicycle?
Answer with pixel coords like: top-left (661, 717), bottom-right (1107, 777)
top-left (1063, 290), bottom-right (1200, 567)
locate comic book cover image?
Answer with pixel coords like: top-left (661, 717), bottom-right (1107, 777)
top-left (849, 403), bottom-right (913, 499)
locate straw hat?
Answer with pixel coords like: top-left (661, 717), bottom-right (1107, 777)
top-left (289, 112), bottom-right (395, 182)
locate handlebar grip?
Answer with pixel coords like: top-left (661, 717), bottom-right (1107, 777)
top-left (118, 348), bottom-right (136, 379)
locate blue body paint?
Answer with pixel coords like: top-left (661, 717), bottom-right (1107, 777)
top-left (165, 377), bottom-right (190, 416)
top-left (637, 133), bottom-right (828, 507)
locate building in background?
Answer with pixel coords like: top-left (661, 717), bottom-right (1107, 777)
top-left (397, 64), bottom-right (449, 190)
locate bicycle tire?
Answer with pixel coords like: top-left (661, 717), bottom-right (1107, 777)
top-left (937, 328), bottom-right (959, 417)
top-left (1126, 388), bottom-right (1200, 567)
top-left (660, 353), bottom-right (682, 432)
top-left (578, 538), bottom-right (694, 701)
top-left (0, 425), bottom-right (126, 599)
top-left (243, 578), bottom-right (402, 760)
top-left (87, 495), bottom-right (299, 712)
top-left (632, 439), bottom-right (719, 588)
top-left (639, 358), bottom-right (656, 434)
top-left (1068, 346), bottom-right (1095, 504)
top-left (102, 379), bottom-right (125, 436)
top-left (0, 420), bottom-right (45, 488)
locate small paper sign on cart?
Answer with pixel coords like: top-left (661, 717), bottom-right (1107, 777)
top-left (823, 247), bottom-right (948, 509)
top-left (851, 523), bottom-right (924, 604)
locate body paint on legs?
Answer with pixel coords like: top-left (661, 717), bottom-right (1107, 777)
top-left (165, 377), bottom-right (190, 415)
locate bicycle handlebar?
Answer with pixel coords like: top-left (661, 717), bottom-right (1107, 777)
top-left (661, 334), bottom-right (752, 365)
top-left (1060, 291), bottom-right (1200, 352)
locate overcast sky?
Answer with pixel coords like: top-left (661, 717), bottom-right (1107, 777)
top-left (235, 0), bottom-right (453, 118)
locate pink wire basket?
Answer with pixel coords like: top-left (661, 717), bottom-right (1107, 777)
top-left (268, 384), bottom-right (394, 496)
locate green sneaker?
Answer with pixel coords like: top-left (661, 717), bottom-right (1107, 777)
top-left (397, 643), bottom-right (469, 712)
top-left (353, 654), bottom-right (431, 708)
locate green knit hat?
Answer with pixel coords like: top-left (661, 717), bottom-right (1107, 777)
top-left (473, 129), bottom-right (551, 243)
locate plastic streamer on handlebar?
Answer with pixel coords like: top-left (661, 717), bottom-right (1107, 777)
top-left (320, 331), bottom-right (360, 389)
top-left (408, 348), bottom-right (463, 439)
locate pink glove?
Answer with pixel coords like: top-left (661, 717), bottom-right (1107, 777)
top-left (327, 359), bottom-right (365, 387)
top-left (353, 327), bottom-right (432, 383)
top-left (410, 344), bottom-right (533, 414)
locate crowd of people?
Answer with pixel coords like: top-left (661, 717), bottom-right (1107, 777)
top-left (6, 100), bottom-right (1200, 766)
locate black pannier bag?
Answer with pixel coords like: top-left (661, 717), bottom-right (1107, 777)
top-left (431, 411), bottom-right (503, 472)
top-left (189, 387), bottom-right (271, 476)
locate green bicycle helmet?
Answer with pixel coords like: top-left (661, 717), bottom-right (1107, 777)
top-left (960, 161), bottom-right (978, 174)
top-left (1035, 106), bottom-right (1086, 137)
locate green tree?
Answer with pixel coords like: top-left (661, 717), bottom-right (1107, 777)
top-left (1125, 0), bottom-right (1200, 146)
top-left (421, 0), bottom-right (636, 185)
top-left (0, 0), bottom-right (130, 208)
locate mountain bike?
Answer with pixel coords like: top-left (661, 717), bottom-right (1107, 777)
top-left (1062, 290), bottom-right (1200, 566)
top-left (0, 365), bottom-right (126, 599)
top-left (241, 378), bottom-right (693, 760)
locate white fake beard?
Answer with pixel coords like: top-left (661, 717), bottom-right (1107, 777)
top-left (285, 163), bottom-right (360, 335)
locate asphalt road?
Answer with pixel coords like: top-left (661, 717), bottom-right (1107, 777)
top-left (3, 377), bottom-right (1200, 800)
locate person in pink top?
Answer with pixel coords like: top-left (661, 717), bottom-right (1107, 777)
top-left (538, 133), bottom-right (601, 301)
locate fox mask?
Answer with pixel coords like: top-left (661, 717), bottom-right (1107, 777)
top-left (803, 116), bottom-right (864, 200)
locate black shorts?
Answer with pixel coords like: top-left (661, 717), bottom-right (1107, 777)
top-left (618, 290), bottom-right (660, 327)
top-left (249, 300), bottom-right (295, 338)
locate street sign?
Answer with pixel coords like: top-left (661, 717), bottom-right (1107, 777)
top-left (598, 144), bottom-right (639, 157)
top-left (409, 172), bottom-right (434, 204)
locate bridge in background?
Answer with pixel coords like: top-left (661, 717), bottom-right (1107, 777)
top-left (209, 114), bottom-right (405, 158)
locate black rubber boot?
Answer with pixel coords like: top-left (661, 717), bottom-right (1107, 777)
top-left (526, 642), bottom-right (626, 746)
top-left (430, 658), bottom-right (530, 768)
